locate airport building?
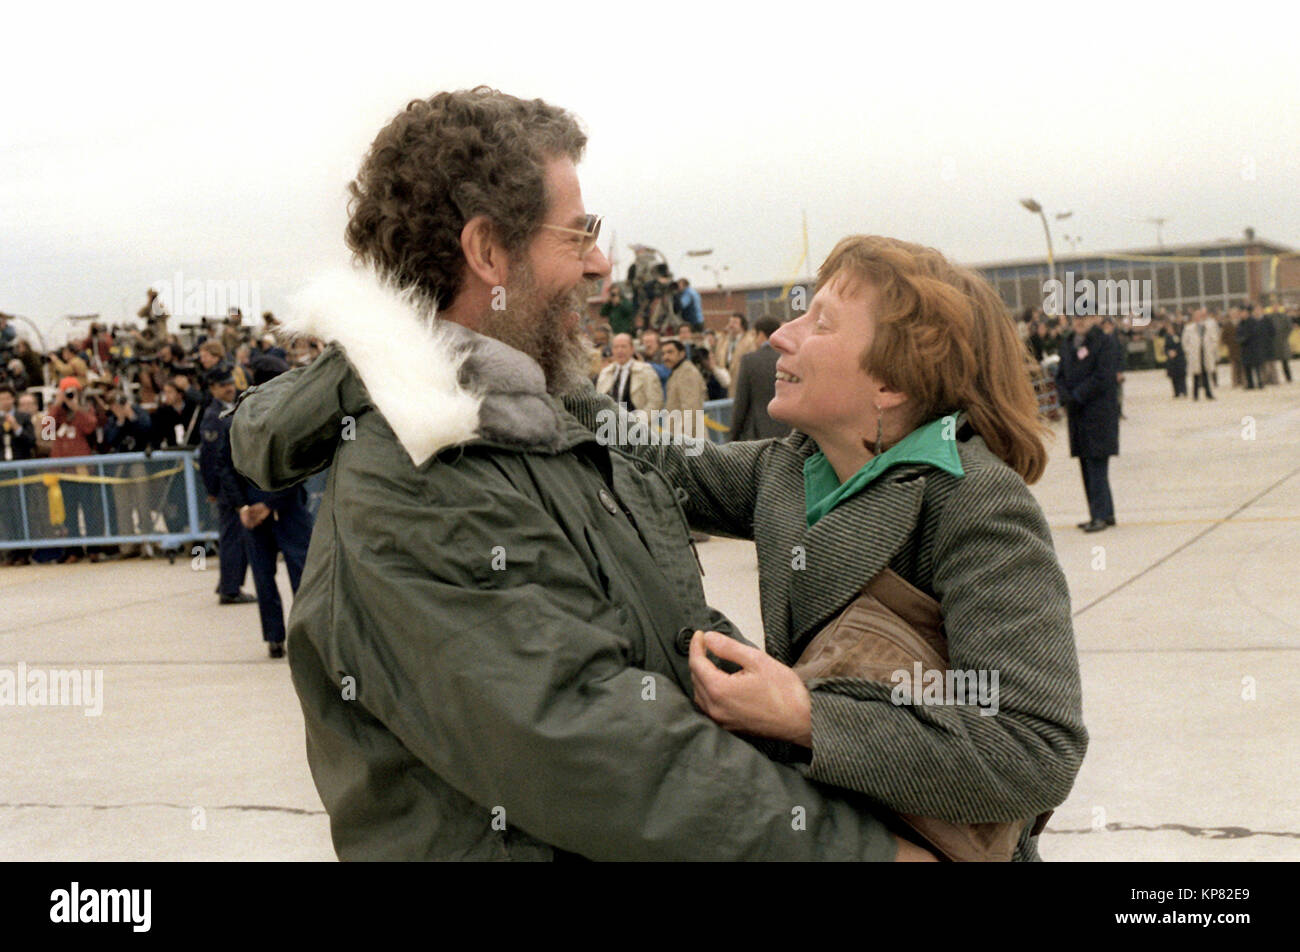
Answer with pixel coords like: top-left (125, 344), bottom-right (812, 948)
top-left (592, 233), bottom-right (1299, 334)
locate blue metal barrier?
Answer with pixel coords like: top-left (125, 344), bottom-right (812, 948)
top-left (702, 398), bottom-right (733, 445)
top-left (0, 451), bottom-right (218, 552)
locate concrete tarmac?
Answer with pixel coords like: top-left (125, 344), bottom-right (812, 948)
top-left (2, 368), bottom-right (1296, 861)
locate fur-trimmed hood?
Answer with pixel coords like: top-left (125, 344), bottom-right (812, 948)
top-left (280, 267), bottom-right (571, 467)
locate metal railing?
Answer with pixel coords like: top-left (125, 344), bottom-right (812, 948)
top-left (702, 398), bottom-right (733, 444)
top-left (0, 450), bottom-right (218, 551)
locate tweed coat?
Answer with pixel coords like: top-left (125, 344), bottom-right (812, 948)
top-left (565, 388), bottom-right (1088, 861)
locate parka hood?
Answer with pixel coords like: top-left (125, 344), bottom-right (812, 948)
top-left (244, 266), bottom-right (573, 477)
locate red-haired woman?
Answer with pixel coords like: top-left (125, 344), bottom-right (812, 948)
top-left (567, 235), bottom-right (1088, 861)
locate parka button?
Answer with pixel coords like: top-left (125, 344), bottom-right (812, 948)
top-left (675, 627), bottom-right (696, 656)
top-left (597, 488), bottom-right (620, 515)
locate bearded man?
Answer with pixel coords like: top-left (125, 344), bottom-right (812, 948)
top-left (230, 87), bottom-right (909, 862)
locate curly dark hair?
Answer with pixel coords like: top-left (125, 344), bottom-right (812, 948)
top-left (345, 87), bottom-right (587, 308)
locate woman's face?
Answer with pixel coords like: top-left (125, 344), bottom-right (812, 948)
top-left (768, 273), bottom-right (893, 443)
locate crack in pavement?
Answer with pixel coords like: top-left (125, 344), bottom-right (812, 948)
top-left (6, 804), bottom-right (1292, 840)
top-left (1044, 822), bottom-right (1300, 839)
top-left (0, 801), bottom-right (326, 816)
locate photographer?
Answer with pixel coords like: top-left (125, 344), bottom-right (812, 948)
top-left (151, 377), bottom-right (202, 449)
top-left (0, 385), bottom-right (35, 462)
top-left (102, 389), bottom-right (151, 453)
top-left (690, 344), bottom-right (730, 402)
top-left (102, 389), bottom-right (153, 553)
top-left (132, 354), bottom-right (169, 406)
top-left (221, 311), bottom-right (246, 355)
top-left (600, 284), bottom-right (637, 335)
top-left (49, 377), bottom-right (109, 563)
top-left (156, 342), bottom-right (194, 381)
top-left (12, 339), bottom-right (44, 387)
top-left (50, 346), bottom-right (90, 388)
top-left (1, 358), bottom-right (29, 393)
top-left (0, 385), bottom-right (37, 564)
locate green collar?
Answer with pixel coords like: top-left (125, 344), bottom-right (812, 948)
top-left (804, 413), bottom-right (965, 526)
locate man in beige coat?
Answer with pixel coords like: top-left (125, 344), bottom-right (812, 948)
top-left (1181, 307), bottom-right (1220, 400)
top-left (595, 333), bottom-right (663, 419)
top-left (661, 338), bottom-right (707, 439)
top-left (723, 313), bottom-right (758, 397)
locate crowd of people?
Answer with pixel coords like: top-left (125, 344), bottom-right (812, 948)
top-left (0, 295), bottom-right (322, 568)
top-left (585, 306), bottom-right (791, 445)
top-left (1017, 301), bottom-right (1298, 399)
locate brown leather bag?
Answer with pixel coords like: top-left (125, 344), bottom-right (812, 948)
top-left (793, 568), bottom-right (1051, 862)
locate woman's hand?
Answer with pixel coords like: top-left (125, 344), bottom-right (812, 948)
top-left (688, 630), bottom-right (813, 747)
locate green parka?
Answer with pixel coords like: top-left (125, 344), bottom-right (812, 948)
top-left (229, 268), bottom-right (897, 861)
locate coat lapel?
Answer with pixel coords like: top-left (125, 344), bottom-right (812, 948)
top-left (788, 468), bottom-right (928, 653)
top-left (752, 441), bottom-right (809, 663)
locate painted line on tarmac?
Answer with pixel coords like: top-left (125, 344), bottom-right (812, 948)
top-left (1043, 822), bottom-right (1300, 840)
top-left (0, 801), bottom-right (326, 816)
top-left (0, 585), bottom-right (231, 636)
top-left (1078, 644), bottom-right (1300, 654)
top-left (1052, 514), bottom-right (1300, 529)
top-left (1072, 461), bottom-right (1300, 619)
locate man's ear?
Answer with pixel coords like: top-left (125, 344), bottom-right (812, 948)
top-left (460, 215), bottom-right (509, 288)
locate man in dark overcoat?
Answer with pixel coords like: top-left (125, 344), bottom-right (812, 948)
top-left (1056, 312), bottom-right (1120, 532)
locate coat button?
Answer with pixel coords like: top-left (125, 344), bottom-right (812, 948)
top-left (597, 488), bottom-right (620, 515)
top-left (675, 626), bottom-right (696, 656)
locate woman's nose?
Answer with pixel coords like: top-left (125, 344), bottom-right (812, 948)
top-left (769, 319), bottom-right (800, 354)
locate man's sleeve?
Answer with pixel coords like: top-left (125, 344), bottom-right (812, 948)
top-left (330, 458), bottom-right (897, 861)
top-left (213, 427), bottom-right (248, 509)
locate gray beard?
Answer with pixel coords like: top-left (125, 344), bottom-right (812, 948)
top-left (475, 266), bottom-right (592, 398)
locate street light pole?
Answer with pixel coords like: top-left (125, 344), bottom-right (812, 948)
top-left (1020, 197), bottom-right (1057, 287)
top-left (703, 264), bottom-right (729, 289)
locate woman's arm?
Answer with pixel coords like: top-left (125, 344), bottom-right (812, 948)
top-left (563, 385), bottom-right (771, 539)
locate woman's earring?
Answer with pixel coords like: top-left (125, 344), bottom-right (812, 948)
top-left (874, 407), bottom-right (884, 456)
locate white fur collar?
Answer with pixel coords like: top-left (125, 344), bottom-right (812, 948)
top-left (283, 268), bottom-right (487, 467)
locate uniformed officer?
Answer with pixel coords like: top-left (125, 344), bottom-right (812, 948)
top-left (198, 365), bottom-right (254, 605)
top-left (1056, 313), bottom-right (1121, 532)
top-left (228, 360), bottom-right (313, 658)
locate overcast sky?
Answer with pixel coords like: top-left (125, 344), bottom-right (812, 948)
top-left (4, 1), bottom-right (1297, 345)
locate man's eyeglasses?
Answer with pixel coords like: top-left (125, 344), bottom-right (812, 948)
top-left (540, 213), bottom-right (602, 257)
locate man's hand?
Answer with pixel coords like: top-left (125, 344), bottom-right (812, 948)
top-left (239, 502), bottom-right (271, 529)
top-left (689, 630), bottom-right (812, 747)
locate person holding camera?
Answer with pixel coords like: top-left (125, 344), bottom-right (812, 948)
top-left (102, 390), bottom-right (153, 552)
top-left (0, 385), bottom-right (37, 564)
top-left (49, 377), bottom-right (108, 562)
top-left (50, 346), bottom-right (90, 388)
top-left (600, 284), bottom-right (637, 336)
